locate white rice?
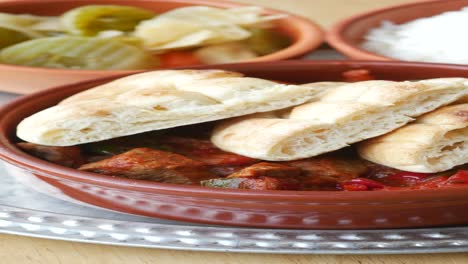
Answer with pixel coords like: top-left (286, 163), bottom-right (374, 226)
top-left (361, 7), bottom-right (468, 64)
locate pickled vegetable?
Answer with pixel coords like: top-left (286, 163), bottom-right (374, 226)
top-left (96, 30), bottom-right (143, 46)
top-left (0, 26), bottom-right (33, 49)
top-left (195, 42), bottom-right (257, 64)
top-left (154, 6), bottom-right (282, 27)
top-left (0, 13), bottom-right (46, 39)
top-left (30, 16), bottom-right (62, 33)
top-left (0, 13), bottom-right (61, 34)
top-left (134, 6), bottom-right (281, 51)
top-left (0, 14), bottom-right (47, 48)
top-left (245, 28), bottom-right (290, 55)
top-left (0, 36), bottom-right (156, 70)
top-left (61, 5), bottom-right (155, 36)
top-left (0, 5), bottom-right (288, 70)
top-left (0, 13), bottom-right (42, 27)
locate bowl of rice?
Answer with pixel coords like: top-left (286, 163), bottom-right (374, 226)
top-left (327, 0), bottom-right (468, 64)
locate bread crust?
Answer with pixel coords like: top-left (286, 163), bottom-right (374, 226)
top-left (456, 95), bottom-right (468, 104)
top-left (357, 103), bottom-right (468, 173)
top-left (212, 78), bottom-right (468, 161)
top-left (17, 70), bottom-right (324, 146)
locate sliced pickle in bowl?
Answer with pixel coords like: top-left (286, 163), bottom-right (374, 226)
top-left (0, 36), bottom-right (157, 70)
top-left (0, 13), bottom-right (43, 27)
top-left (245, 28), bottom-right (291, 56)
top-left (0, 25), bottom-right (36, 49)
top-left (30, 16), bottom-right (63, 33)
top-left (61, 5), bottom-right (156, 36)
top-left (95, 30), bottom-right (143, 47)
top-left (0, 13), bottom-right (61, 34)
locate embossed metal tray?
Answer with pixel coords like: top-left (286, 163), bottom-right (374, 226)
top-left (1, 163), bottom-right (468, 254)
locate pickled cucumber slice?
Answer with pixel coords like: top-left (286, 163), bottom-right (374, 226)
top-left (0, 18), bottom-right (46, 48)
top-left (96, 30), bottom-right (143, 46)
top-left (156, 6), bottom-right (282, 27)
top-left (0, 12), bottom-right (47, 37)
top-left (0, 36), bottom-right (156, 70)
top-left (0, 13), bottom-right (61, 33)
top-left (195, 42), bottom-right (257, 64)
top-left (61, 5), bottom-right (155, 36)
top-left (245, 28), bottom-right (290, 55)
top-left (0, 26), bottom-right (32, 48)
top-left (30, 16), bottom-right (62, 33)
top-left (134, 6), bottom-right (282, 51)
top-left (0, 13), bottom-right (41, 27)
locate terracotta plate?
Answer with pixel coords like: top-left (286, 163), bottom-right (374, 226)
top-left (0, 60), bottom-right (467, 229)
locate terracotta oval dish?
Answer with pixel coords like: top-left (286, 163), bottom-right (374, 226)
top-left (327, 0), bottom-right (468, 61)
top-left (1, 60), bottom-right (468, 229)
top-left (0, 0), bottom-right (323, 94)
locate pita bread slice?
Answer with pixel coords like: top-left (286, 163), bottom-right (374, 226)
top-left (212, 78), bottom-right (468, 161)
top-left (358, 103), bottom-right (467, 173)
top-left (17, 70), bottom-right (324, 146)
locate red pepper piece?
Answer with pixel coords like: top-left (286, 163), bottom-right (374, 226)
top-left (341, 178), bottom-right (386, 191)
top-left (444, 170), bottom-right (468, 185)
top-left (381, 171), bottom-right (432, 187)
top-left (160, 51), bottom-right (203, 68)
top-left (411, 176), bottom-right (449, 189)
top-left (342, 69), bottom-right (375, 82)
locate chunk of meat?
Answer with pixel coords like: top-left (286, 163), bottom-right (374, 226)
top-left (203, 159), bottom-right (368, 191)
top-left (238, 177), bottom-right (284, 190)
top-left (161, 136), bottom-right (258, 166)
top-left (82, 130), bottom-right (164, 156)
top-left (287, 156), bottom-right (368, 189)
top-left (161, 136), bottom-right (219, 153)
top-left (202, 162), bottom-right (304, 190)
top-left (228, 162), bottom-right (303, 178)
top-left (79, 148), bottom-right (215, 184)
top-left (17, 142), bottom-right (85, 168)
top-left (209, 165), bottom-right (244, 177)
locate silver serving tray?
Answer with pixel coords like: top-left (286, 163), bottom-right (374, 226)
top-left (1, 55), bottom-right (467, 254)
top-left (2, 146), bottom-right (468, 254)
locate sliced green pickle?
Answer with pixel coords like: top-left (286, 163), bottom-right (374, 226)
top-left (0, 26), bottom-right (34, 48)
top-left (245, 28), bottom-right (291, 56)
top-left (0, 13), bottom-right (41, 27)
top-left (113, 36), bottom-right (143, 47)
top-left (30, 16), bottom-right (63, 33)
top-left (61, 5), bottom-right (156, 36)
top-left (0, 13), bottom-right (63, 38)
top-left (0, 16), bottom-right (45, 48)
top-left (0, 13), bottom-right (60, 33)
top-left (0, 36), bottom-right (156, 70)
top-left (96, 30), bottom-right (143, 47)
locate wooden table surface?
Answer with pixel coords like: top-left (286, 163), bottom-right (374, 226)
top-left (3, 0), bottom-right (468, 263)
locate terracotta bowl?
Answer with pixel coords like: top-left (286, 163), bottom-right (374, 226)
top-left (0, 0), bottom-right (323, 94)
top-left (1, 60), bottom-right (468, 229)
top-left (327, 0), bottom-right (468, 61)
